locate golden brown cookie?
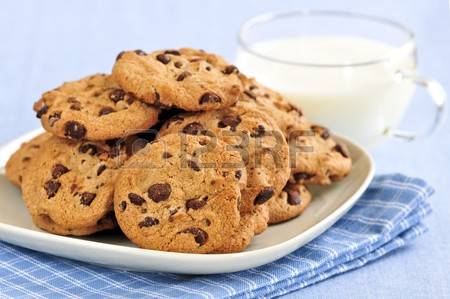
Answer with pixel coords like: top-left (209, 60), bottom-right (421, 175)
top-left (159, 104), bottom-right (290, 214)
top-left (112, 48), bottom-right (242, 111)
top-left (239, 76), bottom-right (352, 185)
top-left (31, 212), bottom-right (116, 236)
top-left (267, 179), bottom-right (312, 224)
top-left (114, 134), bottom-right (248, 253)
top-left (21, 136), bottom-right (132, 236)
top-left (5, 133), bottom-right (52, 187)
top-left (33, 74), bottom-right (160, 141)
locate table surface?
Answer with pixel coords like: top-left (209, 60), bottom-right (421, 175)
top-left (1, 0), bottom-right (449, 298)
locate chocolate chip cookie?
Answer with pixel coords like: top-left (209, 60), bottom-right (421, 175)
top-left (33, 74), bottom-right (160, 141)
top-left (21, 136), bottom-right (129, 235)
top-left (289, 125), bottom-right (352, 184)
top-left (114, 134), bottom-right (248, 253)
top-left (159, 104), bottom-right (290, 214)
top-left (5, 133), bottom-right (52, 187)
top-left (112, 48), bottom-right (242, 111)
top-left (239, 76), bottom-right (352, 185)
top-left (266, 179), bottom-right (312, 224)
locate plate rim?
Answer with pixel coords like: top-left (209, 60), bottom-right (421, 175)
top-left (0, 128), bottom-right (375, 272)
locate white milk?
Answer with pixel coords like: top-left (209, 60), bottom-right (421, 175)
top-left (236, 36), bottom-right (416, 147)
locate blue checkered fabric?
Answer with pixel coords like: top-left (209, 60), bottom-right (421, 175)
top-left (0, 174), bottom-right (433, 299)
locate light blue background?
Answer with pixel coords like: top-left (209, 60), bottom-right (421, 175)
top-left (0, 0), bottom-right (449, 298)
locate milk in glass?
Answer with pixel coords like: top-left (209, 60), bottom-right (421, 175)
top-left (236, 36), bottom-right (416, 146)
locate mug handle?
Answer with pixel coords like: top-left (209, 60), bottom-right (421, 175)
top-left (388, 71), bottom-right (447, 141)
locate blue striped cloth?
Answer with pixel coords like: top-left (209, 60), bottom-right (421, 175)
top-left (0, 174), bottom-right (433, 299)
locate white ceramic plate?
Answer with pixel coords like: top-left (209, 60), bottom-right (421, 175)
top-left (0, 129), bottom-right (374, 274)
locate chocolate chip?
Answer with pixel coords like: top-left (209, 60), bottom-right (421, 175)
top-left (164, 49), bottom-right (180, 55)
top-left (333, 144), bottom-right (350, 158)
top-left (250, 125), bottom-right (265, 138)
top-left (321, 129), bottom-right (330, 139)
top-left (116, 51), bottom-right (125, 61)
top-left (205, 66), bottom-right (211, 71)
top-left (182, 122), bottom-right (204, 135)
top-left (64, 121), bottom-right (86, 140)
top-left (162, 152), bottom-right (172, 159)
top-left (52, 164), bottom-right (70, 179)
top-left (48, 111), bottom-right (61, 127)
top-left (181, 227), bottom-right (208, 245)
top-left (22, 157), bottom-right (31, 162)
top-left (134, 49), bottom-right (147, 56)
top-left (288, 192), bottom-right (302, 206)
top-left (44, 180), bottom-right (61, 199)
top-left (199, 92), bottom-right (221, 104)
top-left (293, 172), bottom-right (315, 182)
top-left (244, 90), bottom-right (257, 100)
top-left (174, 61), bottom-right (183, 68)
top-left (126, 95), bottom-right (136, 105)
top-left (254, 187), bottom-right (274, 205)
top-left (119, 201), bottom-right (127, 212)
top-left (223, 65), bottom-right (238, 75)
top-left (109, 89), bottom-right (126, 103)
top-left (312, 125), bottom-right (330, 139)
top-left (79, 143), bottom-right (97, 155)
top-left (235, 170), bottom-right (242, 180)
top-left (156, 53), bottom-right (170, 64)
top-left (97, 164), bottom-right (107, 176)
top-left (218, 115), bottom-right (241, 131)
top-left (99, 107), bottom-right (116, 116)
top-left (128, 193), bottom-right (146, 206)
top-left (148, 183), bottom-right (171, 202)
top-left (80, 192), bottom-right (96, 206)
top-left (70, 101), bottom-right (82, 111)
top-left (138, 216), bottom-right (159, 228)
top-left (285, 184), bottom-right (302, 205)
top-left (186, 196), bottom-right (208, 210)
top-left (187, 160), bottom-right (200, 171)
top-left (36, 103), bottom-right (49, 118)
top-left (176, 71), bottom-right (191, 81)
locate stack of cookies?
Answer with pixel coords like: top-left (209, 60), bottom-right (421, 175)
top-left (5, 48), bottom-right (352, 253)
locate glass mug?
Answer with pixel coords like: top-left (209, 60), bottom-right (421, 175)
top-left (235, 10), bottom-right (447, 147)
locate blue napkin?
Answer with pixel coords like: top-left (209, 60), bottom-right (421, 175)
top-left (0, 174), bottom-right (433, 299)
